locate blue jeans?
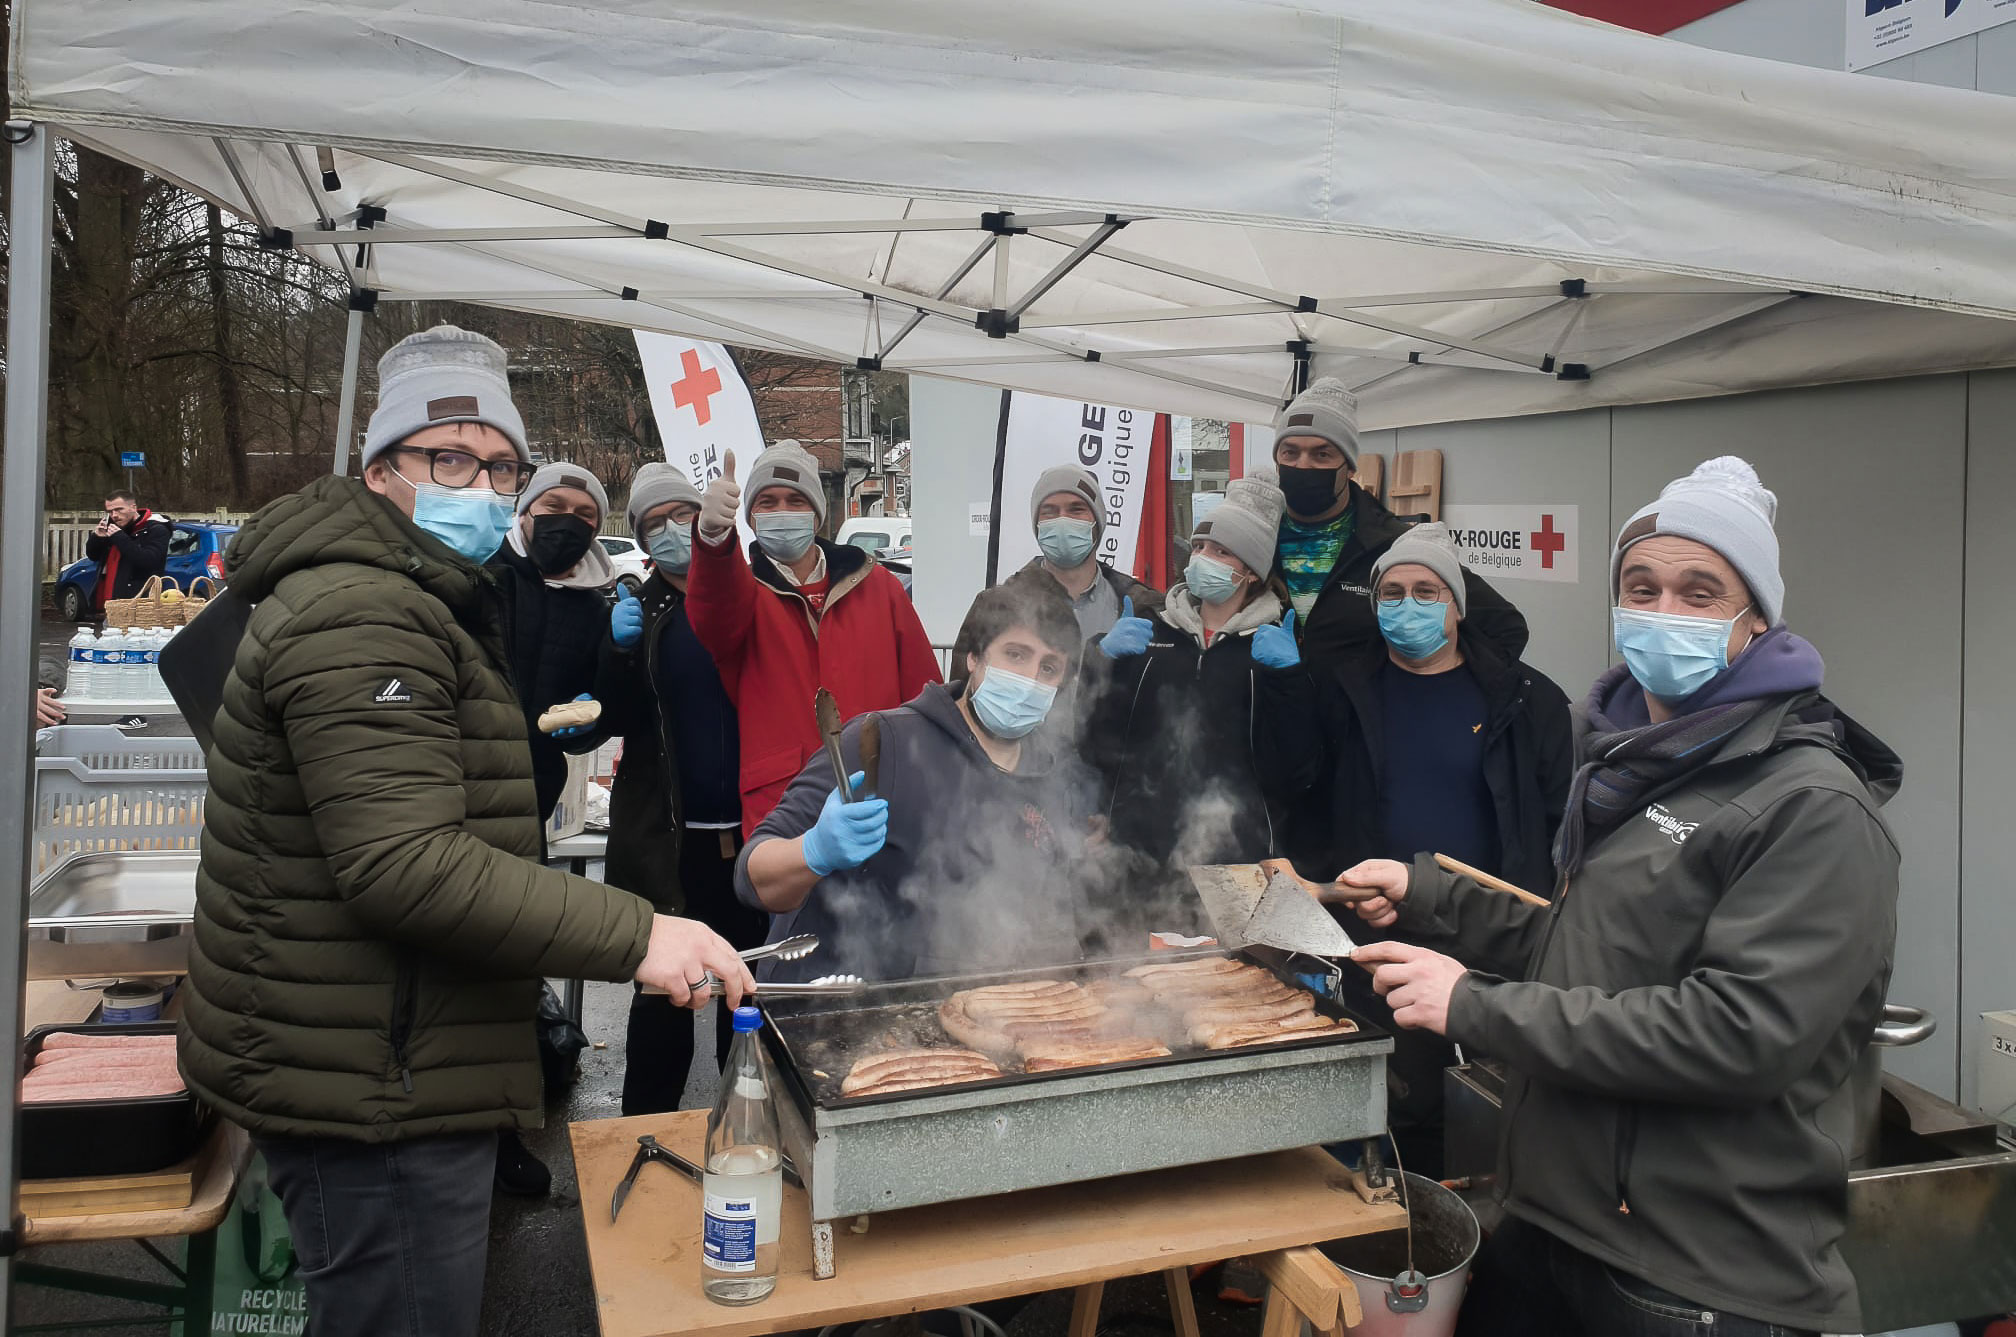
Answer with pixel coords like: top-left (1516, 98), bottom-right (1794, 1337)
top-left (1454, 1216), bottom-right (1818, 1337)
top-left (255, 1131), bottom-right (497, 1337)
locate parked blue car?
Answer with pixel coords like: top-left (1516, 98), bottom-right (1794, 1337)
top-left (54, 520), bottom-right (238, 622)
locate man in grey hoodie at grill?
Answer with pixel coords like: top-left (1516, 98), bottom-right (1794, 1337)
top-left (1334, 457), bottom-right (1901, 1337)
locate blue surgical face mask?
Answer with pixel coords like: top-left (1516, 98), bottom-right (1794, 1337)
top-left (1184, 553), bottom-right (1247, 606)
top-left (1612, 604), bottom-right (1752, 703)
top-left (646, 524), bottom-right (693, 575)
top-left (752, 511), bottom-right (817, 563)
top-left (1036, 517), bottom-right (1097, 568)
top-left (401, 474), bottom-right (514, 563)
top-left (1377, 596), bottom-right (1451, 661)
top-left (968, 663), bottom-right (1058, 740)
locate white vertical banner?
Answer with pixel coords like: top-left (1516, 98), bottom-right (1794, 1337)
top-left (991, 392), bottom-right (1151, 582)
top-left (1235, 422), bottom-right (1276, 479)
top-left (634, 332), bottom-right (764, 547)
top-left (1847, 0), bottom-right (2016, 69)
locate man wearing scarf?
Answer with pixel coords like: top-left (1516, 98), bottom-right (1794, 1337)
top-left (85, 489), bottom-right (171, 611)
top-left (1335, 457), bottom-right (1902, 1337)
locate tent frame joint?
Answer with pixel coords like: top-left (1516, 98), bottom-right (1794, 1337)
top-left (976, 308), bottom-right (1021, 338)
top-left (980, 211), bottom-right (1027, 236)
top-left (258, 226), bottom-right (294, 250)
top-left (1556, 362), bottom-right (1591, 380)
top-left (347, 287), bottom-right (379, 313)
top-left (1559, 278), bottom-right (1588, 298)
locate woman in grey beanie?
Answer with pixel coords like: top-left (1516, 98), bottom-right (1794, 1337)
top-left (1080, 474), bottom-right (1325, 895)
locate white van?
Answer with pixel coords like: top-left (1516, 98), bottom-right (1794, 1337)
top-left (835, 516), bottom-right (911, 554)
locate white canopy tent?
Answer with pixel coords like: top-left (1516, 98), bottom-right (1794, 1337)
top-left (10, 0), bottom-right (2016, 436)
top-left (6, 0), bottom-right (2016, 1308)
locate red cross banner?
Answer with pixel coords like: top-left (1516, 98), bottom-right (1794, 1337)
top-left (634, 332), bottom-right (765, 546)
top-left (1439, 504), bottom-right (1580, 585)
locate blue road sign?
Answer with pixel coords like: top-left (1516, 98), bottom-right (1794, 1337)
top-left (119, 451), bottom-right (145, 469)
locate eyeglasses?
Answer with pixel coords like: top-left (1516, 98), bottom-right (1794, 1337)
top-left (638, 511), bottom-right (699, 541)
top-left (387, 446), bottom-right (534, 496)
top-left (1375, 586), bottom-right (1454, 607)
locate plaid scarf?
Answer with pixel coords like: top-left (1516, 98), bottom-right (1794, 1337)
top-left (1552, 665), bottom-right (1772, 876)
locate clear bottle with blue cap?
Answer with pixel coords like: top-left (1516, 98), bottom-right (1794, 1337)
top-left (702, 1004), bottom-right (782, 1304)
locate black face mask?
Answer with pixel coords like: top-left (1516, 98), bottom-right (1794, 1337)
top-left (1278, 464), bottom-right (1343, 517)
top-left (526, 513), bottom-right (596, 576)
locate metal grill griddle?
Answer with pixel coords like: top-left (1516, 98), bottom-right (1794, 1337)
top-left (757, 951), bottom-right (1392, 1276)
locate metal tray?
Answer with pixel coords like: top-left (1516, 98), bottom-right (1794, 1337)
top-left (760, 952), bottom-right (1392, 1232)
top-left (21, 1021), bottom-right (211, 1180)
top-left (27, 850), bottom-right (199, 980)
top-left (764, 950), bottom-right (1381, 1110)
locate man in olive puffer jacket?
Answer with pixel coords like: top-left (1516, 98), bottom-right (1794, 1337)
top-left (179, 325), bottom-right (752, 1337)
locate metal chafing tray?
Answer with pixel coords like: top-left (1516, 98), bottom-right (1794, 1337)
top-left (760, 951), bottom-right (1391, 1278)
top-left (26, 851), bottom-right (199, 980)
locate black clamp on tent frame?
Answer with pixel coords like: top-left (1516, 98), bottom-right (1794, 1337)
top-left (975, 309), bottom-right (1020, 338)
top-left (643, 220), bottom-right (670, 240)
top-left (979, 211), bottom-right (1028, 236)
top-left (857, 357), bottom-right (882, 370)
top-left (257, 227), bottom-right (294, 250)
top-left (620, 287), bottom-right (640, 301)
top-left (348, 288), bottom-right (378, 314)
top-left (1559, 278), bottom-right (1588, 298)
top-left (1286, 339), bottom-right (1313, 392)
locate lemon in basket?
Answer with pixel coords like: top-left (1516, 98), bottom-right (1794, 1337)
top-left (160, 590), bottom-right (183, 604)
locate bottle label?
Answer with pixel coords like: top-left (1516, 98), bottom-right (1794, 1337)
top-left (703, 1193), bottom-right (759, 1273)
top-left (70, 647), bottom-right (88, 663)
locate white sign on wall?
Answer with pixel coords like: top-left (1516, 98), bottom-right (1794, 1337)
top-left (992, 392), bottom-right (1152, 581)
top-left (1847, 0), bottom-right (2016, 70)
top-left (634, 332), bottom-right (763, 548)
top-left (1171, 417), bottom-right (1194, 481)
top-left (1439, 504), bottom-right (1579, 585)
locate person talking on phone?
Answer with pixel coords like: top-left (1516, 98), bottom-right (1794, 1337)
top-left (84, 489), bottom-right (171, 613)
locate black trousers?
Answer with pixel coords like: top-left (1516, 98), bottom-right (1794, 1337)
top-left (256, 1131), bottom-right (497, 1337)
top-left (622, 826), bottom-right (770, 1115)
top-left (1455, 1216), bottom-right (1818, 1337)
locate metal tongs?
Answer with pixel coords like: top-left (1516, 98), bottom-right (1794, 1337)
top-left (610, 1133), bottom-right (801, 1223)
top-left (696, 934), bottom-right (869, 999)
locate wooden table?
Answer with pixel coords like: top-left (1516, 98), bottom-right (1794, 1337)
top-left (571, 1110), bottom-right (1408, 1337)
top-left (15, 1120), bottom-right (251, 1333)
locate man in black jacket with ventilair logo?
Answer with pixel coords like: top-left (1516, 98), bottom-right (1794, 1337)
top-left (1336, 457), bottom-right (1901, 1337)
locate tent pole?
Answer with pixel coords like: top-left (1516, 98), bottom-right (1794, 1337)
top-left (331, 294), bottom-right (370, 476)
top-left (0, 118), bottom-right (57, 1307)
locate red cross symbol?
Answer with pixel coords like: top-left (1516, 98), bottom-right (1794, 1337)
top-left (669, 348), bottom-right (723, 426)
top-left (1531, 513), bottom-right (1567, 569)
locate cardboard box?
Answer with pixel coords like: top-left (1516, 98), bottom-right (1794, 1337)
top-left (1982, 1010), bottom-right (2016, 1126)
top-left (543, 752), bottom-right (591, 844)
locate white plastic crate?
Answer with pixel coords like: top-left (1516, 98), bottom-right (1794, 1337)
top-left (33, 727), bottom-right (208, 876)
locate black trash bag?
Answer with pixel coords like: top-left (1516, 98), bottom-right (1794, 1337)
top-left (537, 983), bottom-right (590, 1091)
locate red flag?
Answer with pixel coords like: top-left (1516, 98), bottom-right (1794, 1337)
top-left (1134, 415), bottom-right (1173, 590)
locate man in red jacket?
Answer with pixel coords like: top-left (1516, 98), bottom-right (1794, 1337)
top-left (689, 440), bottom-right (940, 834)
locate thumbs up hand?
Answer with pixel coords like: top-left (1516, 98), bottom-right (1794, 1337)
top-left (1099, 595), bottom-right (1154, 660)
top-left (699, 449), bottom-right (741, 541)
top-left (1250, 607), bottom-right (1301, 668)
top-left (610, 585), bottom-right (644, 648)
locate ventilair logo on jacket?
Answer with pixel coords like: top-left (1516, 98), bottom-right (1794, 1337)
top-left (1644, 802), bottom-right (1698, 845)
top-left (373, 678), bottom-right (414, 704)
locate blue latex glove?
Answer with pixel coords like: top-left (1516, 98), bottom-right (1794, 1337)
top-left (800, 770), bottom-right (889, 876)
top-left (552, 693), bottom-right (597, 739)
top-left (1100, 595), bottom-right (1154, 660)
top-left (610, 587), bottom-right (644, 648)
top-left (1250, 608), bottom-right (1301, 669)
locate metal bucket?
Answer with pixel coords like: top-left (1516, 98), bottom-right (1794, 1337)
top-left (1852, 1004), bottom-right (1938, 1167)
top-left (1322, 1172), bottom-right (1480, 1337)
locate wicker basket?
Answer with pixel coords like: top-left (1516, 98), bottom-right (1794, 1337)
top-left (102, 575), bottom-right (213, 630)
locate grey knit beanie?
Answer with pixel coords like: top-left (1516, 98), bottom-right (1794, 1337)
top-left (1275, 377), bottom-right (1359, 467)
top-left (1373, 522), bottom-right (1469, 616)
top-left (1029, 465), bottom-right (1105, 538)
top-left (742, 440), bottom-right (827, 524)
top-left (1612, 456), bottom-right (1782, 625)
top-left (1192, 473), bottom-right (1284, 577)
top-left (516, 461), bottom-right (609, 522)
top-left (362, 325), bottom-right (528, 467)
top-left (625, 462), bottom-right (704, 536)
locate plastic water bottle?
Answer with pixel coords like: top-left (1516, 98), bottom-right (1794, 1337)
top-left (139, 628), bottom-right (166, 699)
top-left (702, 1005), bottom-right (782, 1305)
top-left (66, 627), bottom-right (98, 701)
top-left (119, 627), bottom-right (148, 698)
top-left (95, 627), bottom-right (128, 700)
